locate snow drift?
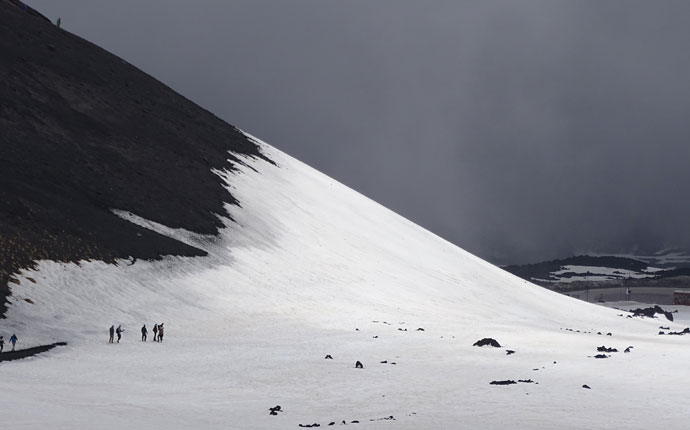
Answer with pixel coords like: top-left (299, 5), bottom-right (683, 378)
top-left (2, 138), bottom-right (690, 429)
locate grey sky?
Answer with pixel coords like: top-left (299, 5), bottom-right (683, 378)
top-left (28, 1), bottom-right (690, 264)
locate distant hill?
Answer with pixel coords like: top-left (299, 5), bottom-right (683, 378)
top-left (503, 250), bottom-right (690, 291)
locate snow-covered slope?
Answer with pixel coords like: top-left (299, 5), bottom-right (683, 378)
top-left (1, 138), bottom-right (689, 429)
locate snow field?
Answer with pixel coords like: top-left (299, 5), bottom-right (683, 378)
top-left (1, 137), bottom-right (689, 429)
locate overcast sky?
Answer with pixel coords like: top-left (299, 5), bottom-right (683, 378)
top-left (29, 1), bottom-right (690, 264)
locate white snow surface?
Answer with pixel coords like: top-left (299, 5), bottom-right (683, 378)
top-left (2, 136), bottom-right (690, 429)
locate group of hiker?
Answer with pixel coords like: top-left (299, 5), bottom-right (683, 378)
top-left (0, 334), bottom-right (19, 353)
top-left (109, 323), bottom-right (164, 343)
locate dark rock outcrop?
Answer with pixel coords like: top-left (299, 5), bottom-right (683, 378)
top-left (473, 338), bottom-right (501, 348)
top-left (490, 380), bottom-right (516, 385)
top-left (0, 3), bottom-right (269, 317)
top-left (0, 341), bottom-right (66, 362)
top-left (630, 306), bottom-right (674, 322)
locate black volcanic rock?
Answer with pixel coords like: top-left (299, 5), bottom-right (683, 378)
top-left (630, 306), bottom-right (673, 322)
top-left (490, 380), bottom-right (516, 385)
top-left (473, 338), bottom-right (501, 348)
top-left (0, 4), bottom-right (270, 316)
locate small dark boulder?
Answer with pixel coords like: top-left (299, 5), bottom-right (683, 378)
top-left (518, 379), bottom-right (534, 383)
top-left (596, 346), bottom-right (618, 353)
top-left (490, 380), bottom-right (517, 385)
top-left (473, 338), bottom-right (501, 348)
top-left (624, 347), bottom-right (632, 353)
top-left (416, 328), bottom-right (425, 331)
top-left (506, 350), bottom-right (515, 355)
top-left (324, 355), bottom-right (333, 359)
top-left (582, 384), bottom-right (591, 389)
top-left (593, 354), bottom-right (608, 359)
top-left (355, 361), bottom-right (364, 369)
top-left (630, 305), bottom-right (673, 321)
top-left (328, 423), bottom-right (335, 426)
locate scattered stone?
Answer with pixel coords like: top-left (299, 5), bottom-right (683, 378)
top-left (658, 331), bottom-right (665, 335)
top-left (351, 421), bottom-right (359, 424)
top-left (416, 328), bottom-right (425, 331)
top-left (630, 305), bottom-right (674, 321)
top-left (660, 326), bottom-right (670, 330)
top-left (372, 336), bottom-right (378, 339)
top-left (324, 355), bottom-right (333, 359)
top-left (298, 424), bottom-right (320, 428)
top-left (269, 405), bottom-right (282, 416)
top-left (518, 379), bottom-right (534, 383)
top-left (666, 327), bottom-right (690, 336)
top-left (328, 423), bottom-right (335, 426)
top-left (473, 338), bottom-right (501, 348)
top-left (355, 361), bottom-right (364, 369)
top-left (490, 380), bottom-right (516, 385)
top-left (390, 362), bottom-right (397, 365)
top-left (506, 350), bottom-right (516, 355)
top-left (597, 346), bottom-right (618, 353)
top-left (624, 347), bottom-right (632, 353)
top-left (597, 332), bottom-right (602, 335)
top-left (606, 333), bottom-right (612, 336)
top-left (582, 384), bottom-right (591, 389)
top-left (593, 354), bottom-right (608, 359)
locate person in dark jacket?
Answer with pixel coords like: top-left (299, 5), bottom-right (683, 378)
top-left (152, 323), bottom-right (158, 342)
top-left (0, 336), bottom-right (4, 353)
top-left (116, 325), bottom-right (124, 343)
top-left (157, 323), bottom-right (164, 343)
top-left (141, 325), bottom-right (148, 342)
top-left (10, 334), bottom-right (18, 351)
top-left (109, 325), bottom-right (115, 343)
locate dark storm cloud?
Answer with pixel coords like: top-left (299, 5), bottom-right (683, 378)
top-left (29, 1), bottom-right (690, 264)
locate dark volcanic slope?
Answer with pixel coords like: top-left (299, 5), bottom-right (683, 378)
top-left (0, 5), bottom-right (269, 317)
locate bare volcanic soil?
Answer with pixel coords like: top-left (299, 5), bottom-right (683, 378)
top-left (0, 4), bottom-right (270, 316)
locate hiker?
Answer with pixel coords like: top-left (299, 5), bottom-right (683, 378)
top-left (0, 336), bottom-right (4, 353)
top-left (152, 323), bottom-right (158, 342)
top-left (56, 17), bottom-right (61, 28)
top-left (141, 325), bottom-right (148, 342)
top-left (109, 325), bottom-right (115, 343)
top-left (116, 325), bottom-right (124, 343)
top-left (158, 323), bottom-right (164, 342)
top-left (10, 334), bottom-right (18, 351)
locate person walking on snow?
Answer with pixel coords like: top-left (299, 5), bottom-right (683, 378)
top-left (116, 325), bottom-right (124, 343)
top-left (10, 334), bottom-right (18, 351)
top-left (157, 323), bottom-right (164, 343)
top-left (152, 323), bottom-right (158, 342)
top-left (141, 325), bottom-right (148, 342)
top-left (0, 336), bottom-right (4, 353)
top-left (109, 325), bottom-right (115, 343)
